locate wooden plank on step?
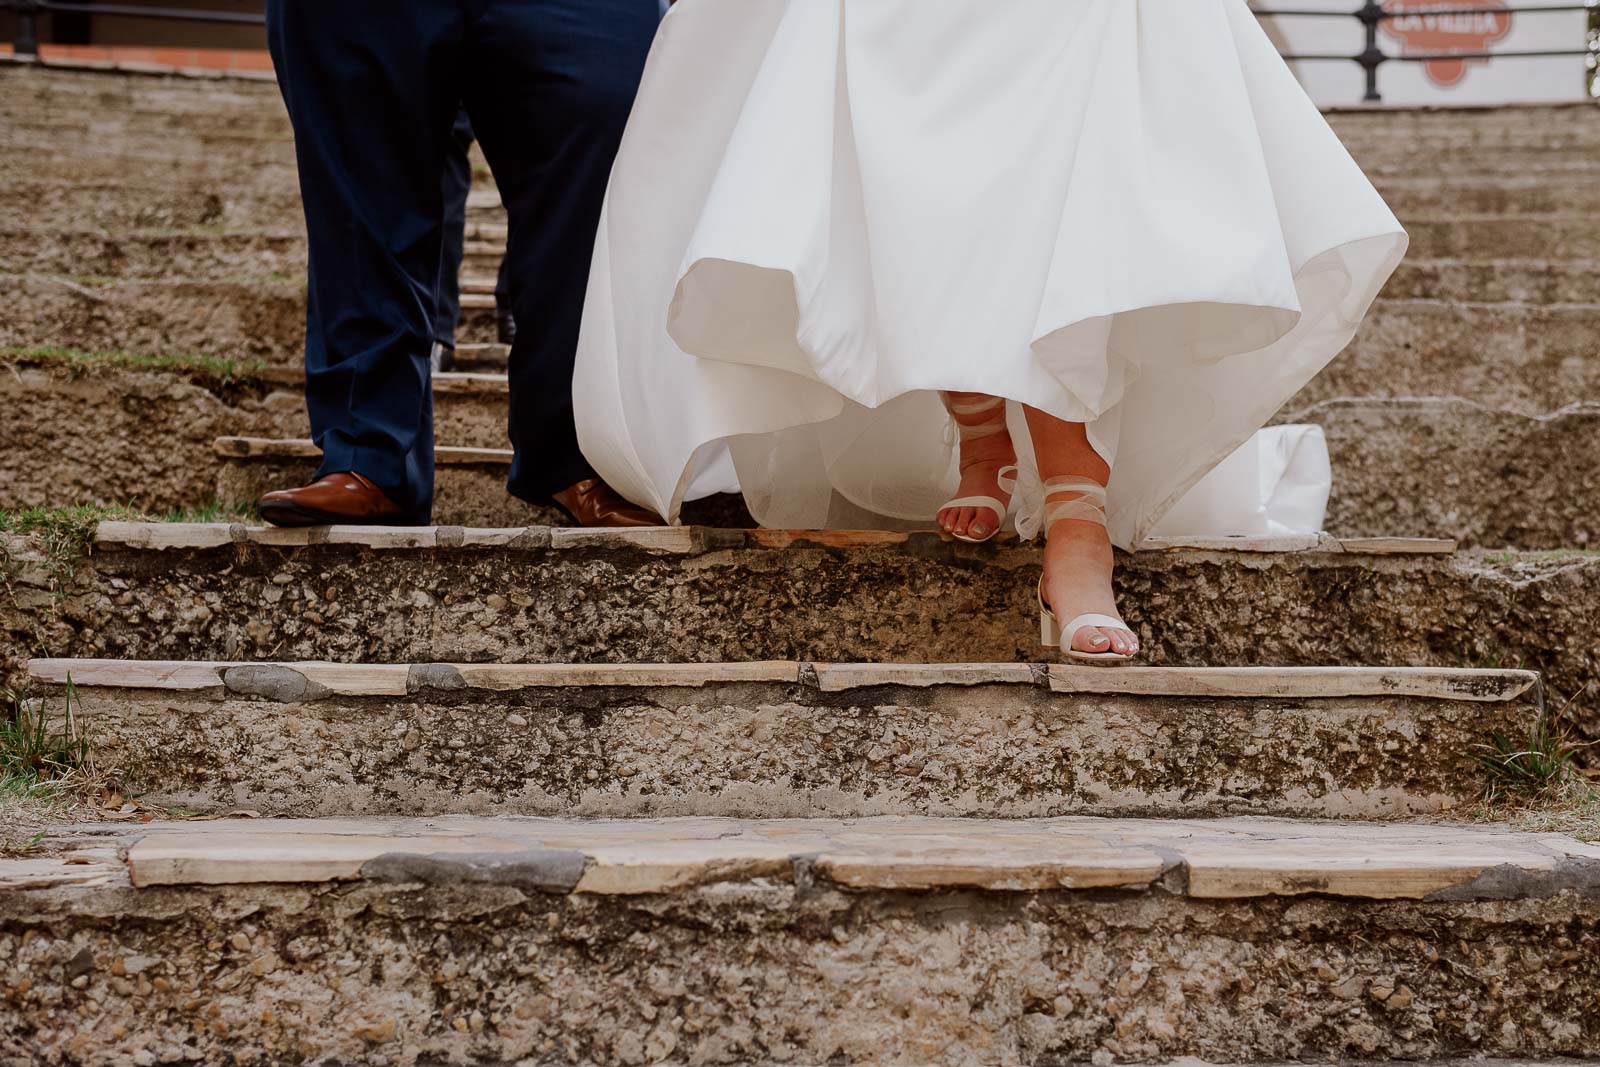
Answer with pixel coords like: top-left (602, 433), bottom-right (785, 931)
top-left (212, 437), bottom-right (513, 466)
top-left (28, 659), bottom-right (230, 690)
top-left (1047, 665), bottom-right (1537, 702)
top-left (807, 662), bottom-right (1043, 692)
top-left (747, 530), bottom-right (918, 550)
top-left (449, 662), bottom-right (801, 690)
top-left (548, 526), bottom-right (700, 554)
top-left (1338, 537), bottom-right (1458, 555)
top-left (1135, 534), bottom-right (1329, 554)
top-left (127, 831), bottom-right (529, 887)
top-left (94, 521), bottom-right (232, 549)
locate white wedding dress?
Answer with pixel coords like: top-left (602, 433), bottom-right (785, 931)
top-left (574, 0), bottom-right (1407, 547)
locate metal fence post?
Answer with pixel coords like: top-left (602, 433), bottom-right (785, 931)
top-left (1357, 0), bottom-right (1387, 102)
top-left (15, 0), bottom-right (42, 55)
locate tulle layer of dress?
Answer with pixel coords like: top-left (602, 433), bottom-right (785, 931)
top-left (573, 0), bottom-right (1408, 547)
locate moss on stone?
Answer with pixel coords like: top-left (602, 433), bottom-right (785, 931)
top-left (0, 344), bottom-right (268, 393)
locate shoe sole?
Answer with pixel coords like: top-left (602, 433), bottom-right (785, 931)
top-left (258, 501), bottom-right (424, 529)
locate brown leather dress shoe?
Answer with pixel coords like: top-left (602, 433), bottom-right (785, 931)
top-left (258, 472), bottom-right (413, 528)
top-left (552, 478), bottom-right (663, 528)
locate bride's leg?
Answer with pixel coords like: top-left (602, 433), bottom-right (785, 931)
top-left (937, 391), bottom-right (1017, 541)
top-left (1025, 406), bottom-right (1139, 658)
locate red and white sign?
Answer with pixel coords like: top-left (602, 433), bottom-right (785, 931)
top-left (1379, 0), bottom-right (1513, 88)
top-left (1253, 0), bottom-right (1589, 106)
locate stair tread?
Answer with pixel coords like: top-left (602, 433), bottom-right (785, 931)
top-left (29, 657), bottom-right (1537, 703)
top-left (90, 519), bottom-right (1457, 556)
top-left (215, 436), bottom-right (510, 463)
top-left (8, 813), bottom-right (1597, 901)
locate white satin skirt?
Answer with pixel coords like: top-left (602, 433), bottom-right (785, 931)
top-left (573, 0), bottom-right (1408, 547)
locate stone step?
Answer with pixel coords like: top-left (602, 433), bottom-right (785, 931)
top-left (9, 262), bottom-right (1600, 422)
top-left (0, 63), bottom-right (284, 115)
top-left (0, 275), bottom-right (504, 359)
top-left (7, 522), bottom-right (1596, 745)
top-left (1302, 398), bottom-right (1599, 550)
top-left (449, 297), bottom-right (1600, 418)
top-left (1325, 101), bottom-right (1600, 150)
top-left (1374, 173), bottom-right (1600, 217)
top-left (3, 363), bottom-right (1592, 550)
top-left (23, 658), bottom-right (1541, 818)
top-left (0, 358), bottom-right (513, 515)
top-left (0, 132), bottom-right (297, 177)
top-left (1301, 300), bottom-right (1600, 415)
top-left (8, 220), bottom-right (1600, 296)
top-left (4, 813), bottom-right (1598, 1063)
top-left (1385, 258), bottom-right (1600, 305)
top-left (464, 214), bottom-right (1600, 268)
top-left (212, 435), bottom-right (561, 524)
top-left (10, 61), bottom-right (1596, 156)
top-left (452, 342), bottom-right (512, 372)
top-left (209, 397), bottom-right (1600, 548)
top-left (210, 436), bottom-right (753, 528)
top-left (17, 168), bottom-right (1598, 245)
top-left (1403, 216), bottom-right (1600, 261)
top-left (0, 177), bottom-right (309, 231)
top-left (0, 227), bottom-right (307, 281)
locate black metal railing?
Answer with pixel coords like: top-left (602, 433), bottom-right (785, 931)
top-left (4, 0), bottom-right (264, 57)
top-left (2, 0), bottom-right (1596, 105)
top-left (1255, 1), bottom-right (1597, 101)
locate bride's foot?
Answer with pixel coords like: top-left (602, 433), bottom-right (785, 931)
top-left (1037, 477), bottom-right (1138, 661)
top-left (936, 392), bottom-right (1016, 542)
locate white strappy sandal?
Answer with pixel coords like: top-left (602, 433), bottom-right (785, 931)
top-left (1035, 476), bottom-right (1138, 664)
top-left (938, 393), bottom-right (1012, 544)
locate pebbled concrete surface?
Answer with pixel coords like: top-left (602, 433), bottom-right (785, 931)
top-left (35, 679), bottom-right (1534, 819)
top-left (2, 877), bottom-right (1596, 1065)
top-left (4, 532), bottom-right (1596, 743)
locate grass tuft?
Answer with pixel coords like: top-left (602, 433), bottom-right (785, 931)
top-left (151, 498), bottom-right (260, 525)
top-left (0, 678), bottom-right (97, 800)
top-left (0, 503), bottom-right (140, 593)
top-left (1473, 688), bottom-right (1594, 804)
top-left (0, 344), bottom-right (267, 390)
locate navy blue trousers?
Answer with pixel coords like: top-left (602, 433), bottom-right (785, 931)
top-left (266, 0), bottom-right (660, 520)
top-left (435, 109), bottom-right (512, 350)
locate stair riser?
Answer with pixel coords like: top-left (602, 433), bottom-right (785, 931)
top-left (18, 174), bottom-right (1600, 242)
top-left (1385, 261), bottom-right (1600, 305)
top-left (1300, 303), bottom-right (1600, 415)
top-left (0, 229), bottom-right (307, 281)
top-left (7, 275), bottom-right (1594, 417)
top-left (1310, 401), bottom-right (1600, 549)
top-left (0, 365), bottom-right (510, 515)
top-left (16, 222), bottom-right (1594, 285)
top-left (8, 536), bottom-right (1596, 741)
top-left (205, 405), bottom-right (1600, 548)
top-left (3, 881), bottom-right (1595, 1064)
top-left (0, 180), bottom-right (308, 232)
top-left (1377, 177), bottom-right (1600, 217)
top-left (0, 277), bottom-right (499, 359)
top-left (3, 365), bottom-right (1593, 551)
top-left (1406, 219), bottom-right (1600, 261)
top-left (26, 677), bottom-right (1536, 819)
top-left (0, 137), bottom-right (296, 183)
top-left (10, 75), bottom-right (1598, 151)
top-left (464, 217), bottom-right (1600, 265)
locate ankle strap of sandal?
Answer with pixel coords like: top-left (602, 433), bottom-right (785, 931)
top-left (942, 393), bottom-right (1008, 441)
top-left (1040, 476), bottom-right (1107, 531)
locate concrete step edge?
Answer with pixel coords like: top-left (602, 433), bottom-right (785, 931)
top-left (8, 813), bottom-right (1597, 901)
top-left (88, 519), bottom-right (1457, 558)
top-left (26, 657), bottom-right (1539, 703)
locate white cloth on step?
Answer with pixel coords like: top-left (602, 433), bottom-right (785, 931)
top-left (1147, 425), bottom-right (1332, 539)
